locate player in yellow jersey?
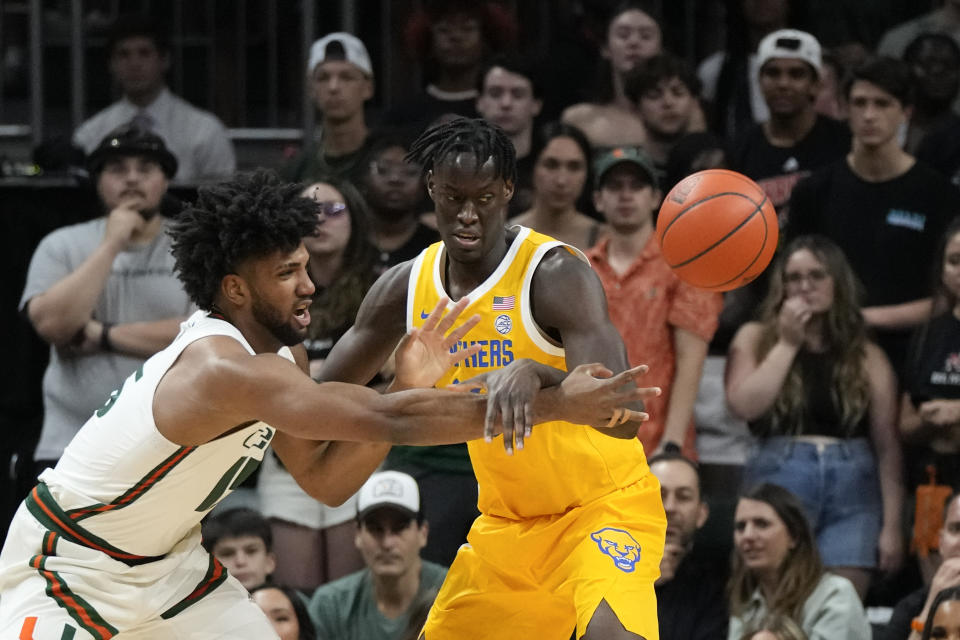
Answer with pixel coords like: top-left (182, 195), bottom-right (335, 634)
top-left (315, 119), bottom-right (667, 640)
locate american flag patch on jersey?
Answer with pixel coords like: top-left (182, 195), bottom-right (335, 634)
top-left (492, 295), bottom-right (515, 310)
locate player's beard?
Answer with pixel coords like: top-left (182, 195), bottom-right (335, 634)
top-left (251, 292), bottom-right (306, 347)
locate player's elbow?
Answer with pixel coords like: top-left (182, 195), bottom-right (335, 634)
top-left (304, 483), bottom-right (354, 508)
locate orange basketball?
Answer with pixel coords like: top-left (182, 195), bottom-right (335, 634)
top-left (656, 169), bottom-right (778, 292)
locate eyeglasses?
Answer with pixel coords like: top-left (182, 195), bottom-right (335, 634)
top-left (784, 269), bottom-right (829, 286)
top-left (369, 161), bottom-right (422, 180)
top-left (315, 201), bottom-right (349, 218)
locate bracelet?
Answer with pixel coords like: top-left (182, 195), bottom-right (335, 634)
top-left (911, 617), bottom-right (925, 633)
top-left (100, 322), bottom-right (114, 352)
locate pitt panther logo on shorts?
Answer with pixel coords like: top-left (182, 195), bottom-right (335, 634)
top-left (591, 527), bottom-right (641, 573)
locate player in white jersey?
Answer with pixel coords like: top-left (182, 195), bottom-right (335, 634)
top-left (0, 170), bottom-right (654, 639)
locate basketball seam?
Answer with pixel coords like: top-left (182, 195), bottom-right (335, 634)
top-left (709, 201), bottom-right (772, 289)
top-left (665, 194), bottom-right (768, 269)
top-left (658, 190), bottom-right (763, 245)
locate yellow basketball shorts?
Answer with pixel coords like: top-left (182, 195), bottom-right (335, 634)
top-left (422, 474), bottom-right (666, 640)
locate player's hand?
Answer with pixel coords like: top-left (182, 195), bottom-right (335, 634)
top-left (557, 363), bottom-right (659, 430)
top-left (919, 400), bottom-right (960, 427)
top-left (876, 523), bottom-right (903, 574)
top-left (393, 297), bottom-right (480, 389)
top-left (104, 199), bottom-right (147, 249)
top-left (452, 359), bottom-right (561, 455)
top-left (778, 296), bottom-right (811, 347)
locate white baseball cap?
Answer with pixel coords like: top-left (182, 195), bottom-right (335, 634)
top-left (757, 29), bottom-right (822, 77)
top-left (357, 471), bottom-right (420, 520)
top-left (308, 32), bottom-right (373, 77)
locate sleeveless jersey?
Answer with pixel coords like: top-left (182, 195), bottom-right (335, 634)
top-left (34, 310), bottom-right (280, 561)
top-left (407, 226), bottom-right (649, 520)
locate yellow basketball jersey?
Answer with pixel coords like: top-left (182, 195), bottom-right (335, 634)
top-left (408, 226), bottom-right (649, 519)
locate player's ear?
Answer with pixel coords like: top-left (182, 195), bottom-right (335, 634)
top-left (221, 274), bottom-right (249, 308)
top-left (426, 170), bottom-right (436, 199)
top-left (503, 179), bottom-right (514, 201)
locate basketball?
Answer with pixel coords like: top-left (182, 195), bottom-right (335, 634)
top-left (656, 169), bottom-right (778, 292)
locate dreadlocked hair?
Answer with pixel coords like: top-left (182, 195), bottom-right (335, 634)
top-left (406, 117), bottom-right (517, 185)
top-left (169, 169), bottom-right (318, 311)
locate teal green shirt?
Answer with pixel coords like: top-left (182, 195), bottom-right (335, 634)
top-left (308, 560), bottom-right (447, 640)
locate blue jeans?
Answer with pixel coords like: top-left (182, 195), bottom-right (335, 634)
top-left (743, 437), bottom-right (882, 568)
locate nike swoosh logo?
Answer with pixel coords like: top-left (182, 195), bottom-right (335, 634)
top-left (420, 310), bottom-right (430, 319)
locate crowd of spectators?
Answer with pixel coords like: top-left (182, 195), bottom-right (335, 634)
top-left (11, 0), bottom-right (960, 638)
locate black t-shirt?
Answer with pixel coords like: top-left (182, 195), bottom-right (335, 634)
top-left (788, 160), bottom-right (958, 308)
top-left (917, 113), bottom-right (960, 189)
top-left (731, 115), bottom-right (851, 226)
top-left (656, 554), bottom-right (729, 640)
top-left (904, 312), bottom-right (960, 401)
top-left (373, 222), bottom-right (439, 276)
top-left (787, 160), bottom-right (960, 370)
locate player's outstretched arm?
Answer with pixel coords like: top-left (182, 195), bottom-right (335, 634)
top-left (529, 247), bottom-right (649, 439)
top-left (154, 334), bottom-right (652, 449)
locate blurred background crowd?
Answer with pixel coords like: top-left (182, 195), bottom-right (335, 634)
top-left (6, 1), bottom-right (960, 639)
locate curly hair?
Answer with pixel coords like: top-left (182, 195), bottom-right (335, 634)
top-left (406, 117), bottom-right (517, 185)
top-left (168, 170), bottom-right (318, 311)
top-left (755, 235), bottom-right (870, 436)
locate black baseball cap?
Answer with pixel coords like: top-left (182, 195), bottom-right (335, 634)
top-left (86, 125), bottom-right (178, 178)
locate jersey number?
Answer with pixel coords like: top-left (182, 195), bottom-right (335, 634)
top-left (95, 365), bottom-right (144, 418)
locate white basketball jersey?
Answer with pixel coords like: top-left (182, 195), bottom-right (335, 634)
top-left (33, 310), bottom-right (282, 561)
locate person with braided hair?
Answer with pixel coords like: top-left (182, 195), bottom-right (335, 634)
top-left (314, 117), bottom-right (666, 640)
top-left (0, 169), bottom-right (655, 639)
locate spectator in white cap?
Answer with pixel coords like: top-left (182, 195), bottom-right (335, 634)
top-left (730, 28), bottom-right (851, 225)
top-left (283, 32), bottom-right (377, 187)
top-left (306, 471), bottom-right (447, 640)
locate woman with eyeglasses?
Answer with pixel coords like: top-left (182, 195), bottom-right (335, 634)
top-left (256, 177), bottom-right (377, 592)
top-left (725, 235), bottom-right (905, 600)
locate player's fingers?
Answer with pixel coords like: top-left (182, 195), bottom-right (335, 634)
top-left (448, 343), bottom-right (481, 367)
top-left (456, 372), bottom-right (488, 392)
top-left (609, 364), bottom-right (649, 386)
top-left (442, 314), bottom-right (481, 349)
top-left (605, 408), bottom-right (624, 429)
top-left (513, 398), bottom-right (526, 450)
top-left (484, 392), bottom-right (498, 443)
top-left (572, 362), bottom-right (613, 379)
top-left (523, 400), bottom-right (534, 439)
top-left (621, 386), bottom-right (661, 403)
top-left (420, 297), bottom-right (449, 332)
top-left (621, 409), bottom-right (649, 423)
top-left (436, 296), bottom-right (471, 334)
top-left (500, 401), bottom-right (516, 456)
